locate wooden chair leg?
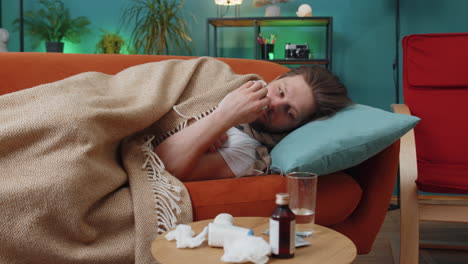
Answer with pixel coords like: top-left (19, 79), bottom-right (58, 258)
top-left (398, 124), bottom-right (420, 264)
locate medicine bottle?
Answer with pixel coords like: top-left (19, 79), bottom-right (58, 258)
top-left (270, 193), bottom-right (296, 259)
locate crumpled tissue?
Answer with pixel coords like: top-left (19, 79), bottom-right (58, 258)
top-left (221, 235), bottom-right (271, 264)
top-left (208, 213), bottom-right (253, 247)
top-left (165, 224), bottom-right (208, 248)
top-left (164, 213), bottom-right (272, 264)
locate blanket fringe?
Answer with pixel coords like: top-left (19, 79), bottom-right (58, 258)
top-left (141, 136), bottom-right (182, 234)
top-left (140, 106), bottom-right (217, 233)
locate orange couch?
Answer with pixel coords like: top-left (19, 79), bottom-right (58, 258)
top-left (0, 52), bottom-right (399, 254)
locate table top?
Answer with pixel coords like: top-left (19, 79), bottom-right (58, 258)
top-left (151, 217), bottom-right (357, 264)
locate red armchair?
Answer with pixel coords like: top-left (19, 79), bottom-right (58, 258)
top-left (393, 33), bottom-right (468, 264)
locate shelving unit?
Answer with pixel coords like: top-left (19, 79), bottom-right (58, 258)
top-left (206, 17), bottom-right (333, 69)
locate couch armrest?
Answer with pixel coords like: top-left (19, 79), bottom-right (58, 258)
top-left (337, 140), bottom-right (400, 254)
top-left (184, 175), bottom-right (286, 220)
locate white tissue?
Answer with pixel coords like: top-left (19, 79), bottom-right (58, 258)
top-left (254, 80), bottom-right (267, 87)
top-left (208, 213), bottom-right (253, 247)
top-left (213, 213), bottom-right (234, 225)
top-left (221, 235), bottom-right (271, 264)
top-left (208, 223), bottom-right (253, 247)
top-left (165, 224), bottom-right (208, 248)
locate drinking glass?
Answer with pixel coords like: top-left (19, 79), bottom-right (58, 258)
top-left (286, 172), bottom-right (317, 237)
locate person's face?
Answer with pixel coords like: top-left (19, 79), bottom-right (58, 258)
top-left (250, 75), bottom-right (315, 133)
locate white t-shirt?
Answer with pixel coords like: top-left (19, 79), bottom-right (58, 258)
top-left (217, 127), bottom-right (262, 177)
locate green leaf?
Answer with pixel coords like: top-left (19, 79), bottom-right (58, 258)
top-left (14, 0), bottom-right (91, 45)
top-left (119, 0), bottom-right (193, 55)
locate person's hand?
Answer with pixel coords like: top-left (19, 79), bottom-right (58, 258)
top-left (207, 133), bottom-right (228, 152)
top-left (216, 81), bottom-right (270, 127)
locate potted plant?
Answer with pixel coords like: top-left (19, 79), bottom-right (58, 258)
top-left (14, 0), bottom-right (91, 52)
top-left (96, 30), bottom-right (126, 54)
top-left (120, 0), bottom-right (193, 55)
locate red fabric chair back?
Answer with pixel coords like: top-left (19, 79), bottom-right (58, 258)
top-left (402, 33), bottom-right (468, 193)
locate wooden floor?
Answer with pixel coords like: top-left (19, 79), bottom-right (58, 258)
top-left (353, 208), bottom-right (468, 264)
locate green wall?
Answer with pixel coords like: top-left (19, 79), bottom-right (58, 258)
top-left (2, 0), bottom-right (468, 110)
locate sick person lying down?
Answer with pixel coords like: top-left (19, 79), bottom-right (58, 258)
top-left (155, 65), bottom-right (351, 182)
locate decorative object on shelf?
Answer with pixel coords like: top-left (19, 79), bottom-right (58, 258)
top-left (96, 30), bottom-right (126, 54)
top-left (120, 0), bottom-right (193, 55)
top-left (13, 0), bottom-right (90, 53)
top-left (285, 43), bottom-right (310, 60)
top-left (265, 4), bottom-right (281, 16)
top-left (253, 0), bottom-right (292, 17)
top-left (260, 44), bottom-right (274, 60)
top-left (296, 4), bottom-right (312, 17)
top-left (215, 0), bottom-right (243, 17)
top-left (0, 28), bottom-right (9, 52)
top-left (257, 33), bottom-right (277, 60)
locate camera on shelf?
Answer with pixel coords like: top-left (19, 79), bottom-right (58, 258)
top-left (285, 43), bottom-right (310, 59)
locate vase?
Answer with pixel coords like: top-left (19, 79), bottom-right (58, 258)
top-left (0, 28), bottom-right (10, 52)
top-left (265, 4), bottom-right (281, 17)
top-left (46, 41), bottom-right (64, 53)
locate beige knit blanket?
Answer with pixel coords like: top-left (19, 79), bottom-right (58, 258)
top-left (0, 57), bottom-right (260, 264)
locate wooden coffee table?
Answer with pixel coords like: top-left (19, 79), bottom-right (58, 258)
top-left (151, 217), bottom-right (357, 263)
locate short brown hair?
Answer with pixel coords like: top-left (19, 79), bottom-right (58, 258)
top-left (278, 65), bottom-right (352, 122)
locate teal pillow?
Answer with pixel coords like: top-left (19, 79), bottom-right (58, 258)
top-left (270, 104), bottom-right (420, 176)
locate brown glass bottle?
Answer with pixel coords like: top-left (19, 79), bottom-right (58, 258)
top-left (270, 193), bottom-right (296, 259)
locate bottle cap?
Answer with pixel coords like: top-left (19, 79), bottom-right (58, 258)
top-left (275, 193), bottom-right (290, 205)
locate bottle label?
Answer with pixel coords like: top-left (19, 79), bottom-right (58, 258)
top-left (290, 219), bottom-right (296, 254)
top-left (269, 218), bottom-right (279, 255)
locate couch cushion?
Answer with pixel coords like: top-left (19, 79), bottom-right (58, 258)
top-left (184, 172), bottom-right (362, 226)
top-left (416, 163), bottom-right (468, 194)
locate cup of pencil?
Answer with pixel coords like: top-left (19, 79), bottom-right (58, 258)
top-left (257, 34), bottom-right (277, 60)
